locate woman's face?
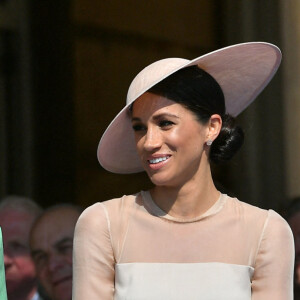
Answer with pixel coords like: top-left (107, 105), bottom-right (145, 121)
top-left (131, 92), bottom-right (210, 187)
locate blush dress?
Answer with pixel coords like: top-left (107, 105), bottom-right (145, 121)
top-left (72, 191), bottom-right (294, 299)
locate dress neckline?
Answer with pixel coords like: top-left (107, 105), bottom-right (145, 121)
top-left (141, 190), bottom-right (227, 223)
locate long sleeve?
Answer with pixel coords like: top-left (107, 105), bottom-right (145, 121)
top-left (72, 203), bottom-right (115, 300)
top-left (251, 210), bottom-right (295, 299)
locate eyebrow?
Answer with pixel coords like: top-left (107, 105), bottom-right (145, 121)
top-left (132, 113), bottom-right (180, 122)
top-left (54, 237), bottom-right (73, 249)
top-left (131, 117), bottom-right (141, 122)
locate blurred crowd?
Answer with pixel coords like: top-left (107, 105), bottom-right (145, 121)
top-left (1, 194), bottom-right (300, 299)
top-left (0, 195), bottom-right (82, 300)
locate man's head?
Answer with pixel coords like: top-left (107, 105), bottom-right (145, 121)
top-left (0, 195), bottom-right (42, 300)
top-left (30, 204), bottom-right (82, 300)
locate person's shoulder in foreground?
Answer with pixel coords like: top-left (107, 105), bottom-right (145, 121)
top-left (230, 196), bottom-right (295, 298)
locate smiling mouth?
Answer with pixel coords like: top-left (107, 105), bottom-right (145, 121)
top-left (53, 276), bottom-right (72, 287)
top-left (148, 156), bottom-right (170, 164)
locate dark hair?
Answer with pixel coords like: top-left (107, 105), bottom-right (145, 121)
top-left (148, 65), bottom-right (244, 164)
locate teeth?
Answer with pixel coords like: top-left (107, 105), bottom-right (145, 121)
top-left (149, 156), bottom-right (169, 164)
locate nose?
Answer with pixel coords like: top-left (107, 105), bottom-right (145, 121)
top-left (4, 253), bottom-right (13, 269)
top-left (143, 126), bottom-right (162, 152)
top-left (48, 254), bottom-right (64, 273)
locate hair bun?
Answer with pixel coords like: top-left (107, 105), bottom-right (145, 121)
top-left (209, 114), bottom-right (244, 164)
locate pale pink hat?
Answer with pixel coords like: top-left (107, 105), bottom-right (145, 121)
top-left (98, 42), bottom-right (281, 174)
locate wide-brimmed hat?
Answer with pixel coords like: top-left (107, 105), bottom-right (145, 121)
top-left (98, 42), bottom-right (281, 174)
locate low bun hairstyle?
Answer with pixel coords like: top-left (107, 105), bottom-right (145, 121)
top-left (210, 114), bottom-right (244, 164)
top-left (148, 65), bottom-right (244, 163)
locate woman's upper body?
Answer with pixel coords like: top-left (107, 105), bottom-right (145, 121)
top-left (73, 191), bottom-right (294, 300)
top-left (72, 43), bottom-right (293, 299)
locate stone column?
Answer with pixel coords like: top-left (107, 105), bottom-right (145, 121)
top-left (280, 0), bottom-right (300, 198)
top-left (219, 0), bottom-right (285, 209)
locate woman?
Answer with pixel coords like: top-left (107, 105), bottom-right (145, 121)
top-left (72, 42), bottom-right (294, 299)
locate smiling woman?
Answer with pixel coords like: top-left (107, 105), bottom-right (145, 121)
top-left (131, 93), bottom-right (218, 194)
top-left (72, 42), bottom-right (294, 300)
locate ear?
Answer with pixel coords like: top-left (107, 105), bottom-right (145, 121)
top-left (205, 114), bottom-right (222, 143)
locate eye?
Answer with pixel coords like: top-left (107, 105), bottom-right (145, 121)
top-left (33, 253), bottom-right (48, 269)
top-left (132, 123), bottom-right (146, 132)
top-left (58, 244), bottom-right (73, 255)
top-left (8, 241), bottom-right (28, 254)
top-left (159, 120), bottom-right (174, 128)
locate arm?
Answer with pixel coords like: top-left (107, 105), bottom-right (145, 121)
top-left (72, 203), bottom-right (115, 300)
top-left (252, 210), bottom-right (294, 299)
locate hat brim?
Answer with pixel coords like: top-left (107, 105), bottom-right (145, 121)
top-left (98, 42), bottom-right (281, 174)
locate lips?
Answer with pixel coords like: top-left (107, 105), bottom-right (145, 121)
top-left (146, 155), bottom-right (171, 170)
top-left (52, 275), bottom-right (72, 287)
top-left (148, 155), bottom-right (170, 164)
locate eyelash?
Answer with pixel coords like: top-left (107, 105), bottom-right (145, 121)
top-left (132, 120), bottom-right (175, 132)
top-left (58, 244), bottom-right (73, 254)
top-left (159, 120), bottom-right (174, 128)
top-left (132, 124), bottom-right (145, 132)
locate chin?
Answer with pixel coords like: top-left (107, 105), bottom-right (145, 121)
top-left (54, 281), bottom-right (72, 300)
top-left (148, 173), bottom-right (176, 187)
top-left (54, 291), bottom-right (72, 300)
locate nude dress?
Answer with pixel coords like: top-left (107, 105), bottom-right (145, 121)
top-left (72, 191), bottom-right (294, 300)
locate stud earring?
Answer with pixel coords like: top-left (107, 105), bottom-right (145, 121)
top-left (206, 140), bottom-right (213, 146)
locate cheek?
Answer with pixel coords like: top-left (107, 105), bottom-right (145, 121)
top-left (64, 254), bottom-right (73, 265)
top-left (16, 256), bottom-right (36, 275)
top-left (39, 269), bottom-right (49, 283)
top-left (167, 127), bottom-right (199, 149)
top-left (171, 128), bottom-right (205, 160)
top-left (135, 136), bottom-right (145, 155)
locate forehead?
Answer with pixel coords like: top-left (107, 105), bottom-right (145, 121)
top-left (132, 92), bottom-right (185, 116)
top-left (0, 210), bottom-right (34, 237)
top-left (31, 208), bottom-right (79, 249)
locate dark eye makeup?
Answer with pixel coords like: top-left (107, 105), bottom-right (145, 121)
top-left (132, 123), bottom-right (146, 132)
top-left (132, 118), bottom-right (175, 132)
top-left (159, 120), bottom-right (174, 128)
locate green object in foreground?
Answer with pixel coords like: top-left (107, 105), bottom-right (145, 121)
top-left (0, 228), bottom-right (7, 300)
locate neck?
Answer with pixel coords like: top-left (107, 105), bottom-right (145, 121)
top-left (151, 164), bottom-right (220, 219)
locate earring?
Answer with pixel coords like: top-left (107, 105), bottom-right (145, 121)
top-left (206, 140), bottom-right (213, 146)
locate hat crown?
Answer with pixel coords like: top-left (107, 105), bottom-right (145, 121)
top-left (127, 58), bottom-right (189, 105)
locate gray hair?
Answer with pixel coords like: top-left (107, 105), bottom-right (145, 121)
top-left (0, 195), bottom-right (42, 219)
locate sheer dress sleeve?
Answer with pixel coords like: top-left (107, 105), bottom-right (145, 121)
top-left (251, 210), bottom-right (295, 299)
top-left (71, 193), bottom-right (294, 300)
top-left (72, 203), bottom-right (115, 300)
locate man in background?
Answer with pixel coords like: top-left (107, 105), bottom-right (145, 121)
top-left (0, 195), bottom-right (43, 300)
top-left (30, 204), bottom-right (82, 300)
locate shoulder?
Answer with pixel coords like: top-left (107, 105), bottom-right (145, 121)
top-left (263, 209), bottom-right (294, 243)
top-left (230, 196), bottom-right (291, 226)
top-left (76, 194), bottom-right (138, 229)
top-left (102, 193), bottom-right (138, 212)
top-left (226, 196), bottom-right (294, 258)
top-left (228, 197), bottom-right (294, 251)
top-left (225, 196), bottom-right (293, 241)
top-left (225, 195), bottom-right (269, 223)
